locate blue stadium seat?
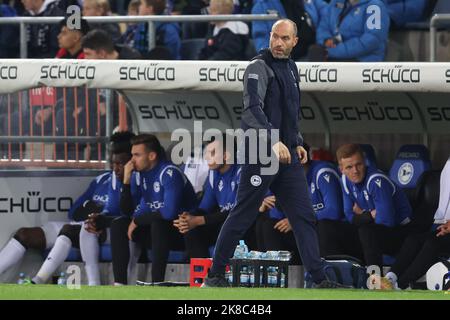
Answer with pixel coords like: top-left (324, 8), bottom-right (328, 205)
top-left (147, 250), bottom-right (187, 263)
top-left (43, 248), bottom-right (82, 262)
top-left (180, 38), bottom-right (205, 60)
top-left (359, 144), bottom-right (377, 168)
top-left (100, 244), bottom-right (112, 262)
top-left (99, 244), bottom-right (187, 263)
top-left (389, 144), bottom-right (431, 189)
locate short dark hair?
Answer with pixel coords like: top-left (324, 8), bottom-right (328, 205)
top-left (59, 17), bottom-right (90, 35)
top-left (207, 133), bottom-right (237, 162)
top-left (110, 131), bottom-right (135, 155)
top-left (336, 143), bottom-right (364, 162)
top-left (131, 133), bottom-right (165, 159)
top-left (143, 0), bottom-right (166, 15)
top-left (81, 29), bottom-right (114, 53)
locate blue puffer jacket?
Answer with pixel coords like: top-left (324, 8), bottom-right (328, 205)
top-left (316, 0), bottom-right (390, 62)
top-left (251, 0), bottom-right (327, 52)
top-left (386, 0), bottom-right (427, 27)
top-left (251, 0), bottom-right (286, 52)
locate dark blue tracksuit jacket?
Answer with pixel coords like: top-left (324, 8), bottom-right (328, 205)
top-left (211, 49), bottom-right (326, 283)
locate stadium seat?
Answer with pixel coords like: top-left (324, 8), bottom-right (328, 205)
top-left (389, 144), bottom-right (431, 190)
top-left (99, 244), bottom-right (187, 263)
top-left (359, 144), bottom-right (377, 168)
top-left (409, 170), bottom-right (441, 232)
top-left (180, 38), bottom-right (205, 60)
top-left (43, 248), bottom-right (82, 262)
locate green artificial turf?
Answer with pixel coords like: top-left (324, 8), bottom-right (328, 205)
top-left (0, 284), bottom-right (448, 300)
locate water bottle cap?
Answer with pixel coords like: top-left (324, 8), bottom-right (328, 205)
top-left (60, 272), bottom-right (65, 276)
top-left (239, 240), bottom-right (245, 245)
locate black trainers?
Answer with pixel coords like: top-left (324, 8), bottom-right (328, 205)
top-left (201, 274), bottom-right (230, 288)
top-left (314, 279), bottom-right (351, 289)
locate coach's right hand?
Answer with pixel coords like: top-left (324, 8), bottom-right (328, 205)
top-left (123, 160), bottom-right (135, 184)
top-left (272, 141), bottom-right (291, 164)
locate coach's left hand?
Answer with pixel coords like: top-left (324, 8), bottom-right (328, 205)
top-left (296, 146), bottom-right (308, 164)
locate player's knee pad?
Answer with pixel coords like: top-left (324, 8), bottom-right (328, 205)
top-left (58, 224), bottom-right (81, 248)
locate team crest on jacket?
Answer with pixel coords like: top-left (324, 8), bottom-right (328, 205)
top-left (218, 180), bottom-right (224, 192)
top-left (153, 181), bottom-right (160, 193)
top-left (310, 182), bottom-right (316, 194)
top-left (250, 175), bottom-right (262, 187)
top-left (231, 181), bottom-right (236, 191)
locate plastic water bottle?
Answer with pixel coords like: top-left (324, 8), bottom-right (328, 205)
top-left (57, 272), bottom-right (66, 286)
top-left (225, 268), bottom-right (233, 285)
top-left (17, 273), bottom-right (26, 285)
top-left (233, 240), bottom-right (249, 259)
top-left (278, 251), bottom-right (292, 261)
top-left (240, 266), bottom-right (250, 287)
top-left (267, 267), bottom-right (278, 287)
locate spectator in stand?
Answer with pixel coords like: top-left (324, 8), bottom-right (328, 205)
top-left (55, 30), bottom-right (141, 160)
top-left (337, 143), bottom-right (413, 269)
top-left (380, 157), bottom-right (450, 290)
top-left (82, 28), bottom-right (142, 59)
top-left (119, 0), bottom-right (144, 48)
top-left (82, 0), bottom-right (122, 43)
top-left (128, 0), bottom-right (181, 59)
top-left (179, 0), bottom-right (209, 39)
top-left (198, 0), bottom-right (250, 60)
top-left (0, 3), bottom-right (19, 58)
top-left (56, 16), bottom-right (91, 58)
top-left (386, 0), bottom-right (427, 28)
top-left (21, 0), bottom-right (65, 58)
top-left (251, 0), bottom-right (327, 60)
top-left (314, 0), bottom-right (390, 62)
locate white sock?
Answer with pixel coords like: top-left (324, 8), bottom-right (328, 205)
top-left (33, 235), bottom-right (72, 284)
top-left (79, 226), bottom-right (100, 286)
top-left (127, 241), bottom-right (141, 285)
top-left (385, 271), bottom-right (398, 286)
top-left (0, 238), bottom-right (26, 275)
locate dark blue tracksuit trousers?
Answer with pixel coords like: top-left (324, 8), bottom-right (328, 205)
top-left (210, 155), bottom-right (326, 284)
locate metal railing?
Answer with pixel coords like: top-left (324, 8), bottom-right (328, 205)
top-left (430, 14), bottom-right (450, 61)
top-left (0, 14), bottom-right (279, 58)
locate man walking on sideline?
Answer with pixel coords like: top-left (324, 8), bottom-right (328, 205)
top-left (202, 19), bottom-right (340, 288)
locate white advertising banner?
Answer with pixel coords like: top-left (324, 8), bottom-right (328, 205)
top-left (0, 172), bottom-right (104, 248)
top-left (3, 60), bottom-right (450, 93)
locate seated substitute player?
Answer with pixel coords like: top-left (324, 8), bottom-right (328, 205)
top-left (0, 166), bottom-right (111, 281)
top-left (110, 134), bottom-right (197, 284)
top-left (337, 143), bottom-right (413, 269)
top-left (304, 144), bottom-right (364, 261)
top-left (173, 134), bottom-right (255, 259)
top-left (380, 157), bottom-right (450, 290)
top-left (26, 131), bottom-right (137, 285)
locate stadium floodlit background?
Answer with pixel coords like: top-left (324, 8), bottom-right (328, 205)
top-left (0, 0), bottom-right (449, 300)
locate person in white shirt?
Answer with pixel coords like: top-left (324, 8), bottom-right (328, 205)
top-left (381, 157), bottom-right (450, 290)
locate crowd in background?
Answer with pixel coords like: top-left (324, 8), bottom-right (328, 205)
top-left (0, 0), bottom-right (443, 61)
